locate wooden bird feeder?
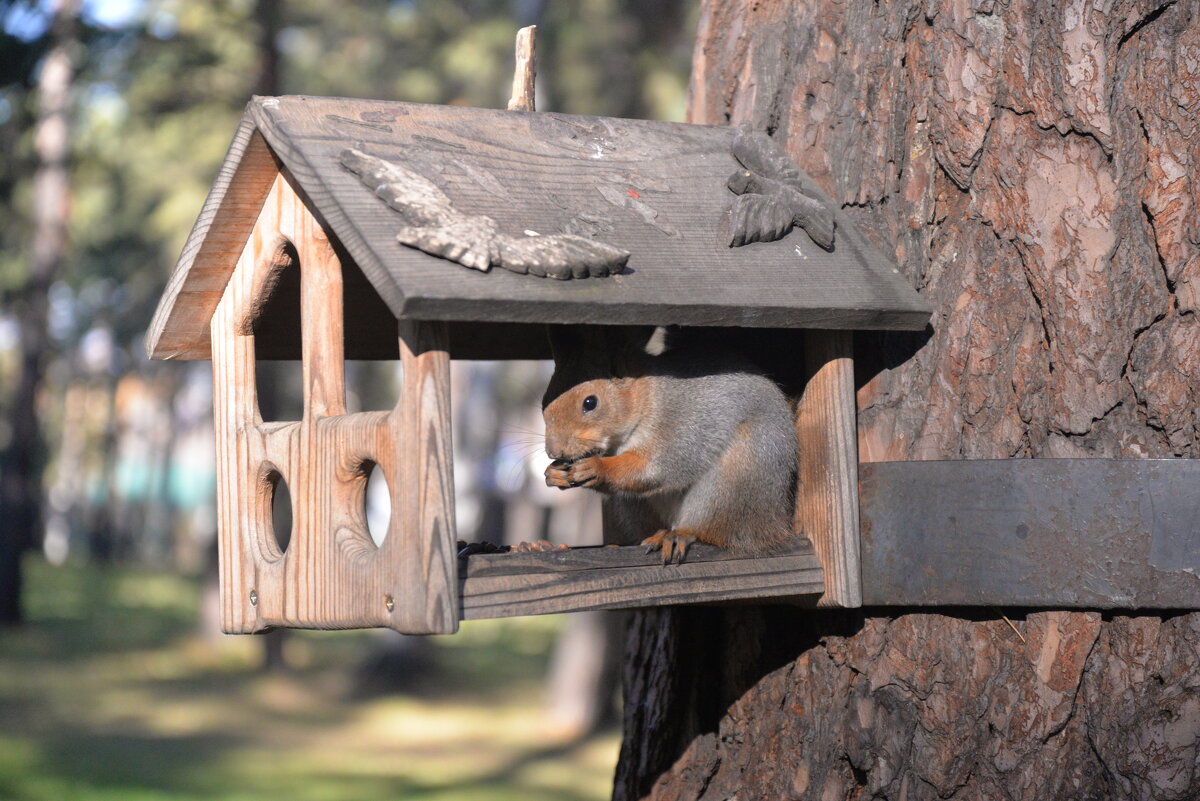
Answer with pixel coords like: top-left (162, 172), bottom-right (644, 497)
top-left (145, 90), bottom-right (929, 635)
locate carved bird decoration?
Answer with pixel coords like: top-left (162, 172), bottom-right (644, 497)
top-left (725, 126), bottom-right (835, 250)
top-left (341, 148), bottom-right (630, 279)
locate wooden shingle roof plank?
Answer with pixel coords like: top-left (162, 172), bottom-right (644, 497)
top-left (145, 116), bottom-right (281, 360)
top-left (260, 97), bottom-right (927, 325)
top-left (147, 96), bottom-right (931, 361)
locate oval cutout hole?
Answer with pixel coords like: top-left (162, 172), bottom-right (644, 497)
top-left (365, 462), bottom-right (391, 547)
top-left (271, 473), bottom-right (293, 554)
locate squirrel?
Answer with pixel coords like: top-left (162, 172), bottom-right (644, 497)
top-left (542, 325), bottom-right (798, 563)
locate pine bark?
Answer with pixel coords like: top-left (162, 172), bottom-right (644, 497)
top-left (616, 1), bottom-right (1200, 799)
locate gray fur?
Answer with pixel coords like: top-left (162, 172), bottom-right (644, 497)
top-left (546, 328), bottom-right (798, 555)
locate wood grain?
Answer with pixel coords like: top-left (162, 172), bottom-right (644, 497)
top-left (794, 330), bottom-right (861, 608)
top-left (462, 540), bottom-right (816, 577)
top-left (149, 96), bottom-right (930, 363)
top-left (340, 147), bottom-right (629, 278)
top-left (148, 119), bottom-right (279, 360)
top-left (390, 318), bottom-right (459, 633)
top-left (506, 25), bottom-right (537, 112)
top-left (460, 544), bottom-right (824, 620)
top-left (212, 172), bottom-right (458, 634)
top-left (250, 97), bottom-right (928, 332)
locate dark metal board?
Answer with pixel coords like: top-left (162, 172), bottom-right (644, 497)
top-left (859, 459), bottom-right (1200, 608)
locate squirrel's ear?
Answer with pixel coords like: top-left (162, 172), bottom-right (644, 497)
top-left (643, 326), bottom-right (671, 356)
top-left (616, 325), bottom-right (674, 358)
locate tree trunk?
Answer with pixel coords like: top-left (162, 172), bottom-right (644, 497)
top-left (252, 0), bottom-right (292, 670)
top-left (0, 0), bottom-right (80, 625)
top-left (616, 1), bottom-right (1200, 799)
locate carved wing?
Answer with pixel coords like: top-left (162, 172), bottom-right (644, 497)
top-left (728, 193), bottom-right (796, 247)
top-left (731, 127), bottom-right (806, 187)
top-left (496, 232), bottom-right (629, 279)
top-left (394, 217), bottom-right (499, 272)
top-left (341, 147), bottom-right (455, 227)
top-left (726, 127), bottom-right (835, 251)
top-left (341, 148), bottom-right (628, 279)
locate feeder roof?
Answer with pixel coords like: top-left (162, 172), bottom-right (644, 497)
top-left (146, 96), bottom-right (929, 361)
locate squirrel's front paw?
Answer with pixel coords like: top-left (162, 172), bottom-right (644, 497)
top-left (545, 459), bottom-right (573, 489)
top-left (565, 457), bottom-right (602, 489)
top-left (545, 457), bottom-right (604, 490)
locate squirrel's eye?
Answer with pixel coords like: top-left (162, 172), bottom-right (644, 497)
top-left (582, 395), bottom-right (598, 413)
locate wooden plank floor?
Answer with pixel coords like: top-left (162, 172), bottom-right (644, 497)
top-left (458, 540), bottom-right (824, 620)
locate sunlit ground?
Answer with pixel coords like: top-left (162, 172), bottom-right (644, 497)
top-left (0, 558), bottom-right (618, 801)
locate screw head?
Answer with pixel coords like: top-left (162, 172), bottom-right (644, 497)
top-left (249, 589), bottom-right (258, 607)
top-left (385, 594), bottom-right (395, 613)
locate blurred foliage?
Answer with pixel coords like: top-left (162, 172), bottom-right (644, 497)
top-left (0, 0), bottom-right (695, 566)
top-left (0, 1), bottom-right (689, 791)
top-left (1, 0), bottom-right (695, 356)
top-left (0, 555), bottom-right (618, 801)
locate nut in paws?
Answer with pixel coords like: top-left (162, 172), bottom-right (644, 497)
top-left (565, 457), bottom-right (601, 488)
top-left (544, 459), bottom-right (573, 489)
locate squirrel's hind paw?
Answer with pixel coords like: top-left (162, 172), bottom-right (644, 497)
top-left (641, 529), bottom-right (697, 565)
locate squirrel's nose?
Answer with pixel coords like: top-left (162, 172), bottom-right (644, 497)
top-left (544, 433), bottom-right (563, 461)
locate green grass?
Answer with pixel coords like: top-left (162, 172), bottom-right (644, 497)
top-left (0, 557), bottom-right (618, 801)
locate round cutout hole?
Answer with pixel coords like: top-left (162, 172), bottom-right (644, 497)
top-left (271, 473), bottom-right (293, 554)
top-left (365, 462), bottom-right (391, 547)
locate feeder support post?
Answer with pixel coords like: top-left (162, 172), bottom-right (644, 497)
top-left (507, 25), bottom-right (537, 112)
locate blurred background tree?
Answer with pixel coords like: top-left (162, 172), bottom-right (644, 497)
top-left (0, 2), bottom-right (697, 798)
top-left (0, 0), bottom-right (697, 622)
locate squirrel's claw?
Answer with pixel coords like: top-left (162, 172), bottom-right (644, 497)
top-left (565, 456), bottom-right (601, 489)
top-left (641, 530), bottom-right (697, 565)
top-left (545, 456), bottom-right (602, 490)
top-left (544, 459), bottom-right (573, 489)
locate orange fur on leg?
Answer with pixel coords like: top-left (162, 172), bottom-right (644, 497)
top-left (566, 449), bottom-right (654, 493)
